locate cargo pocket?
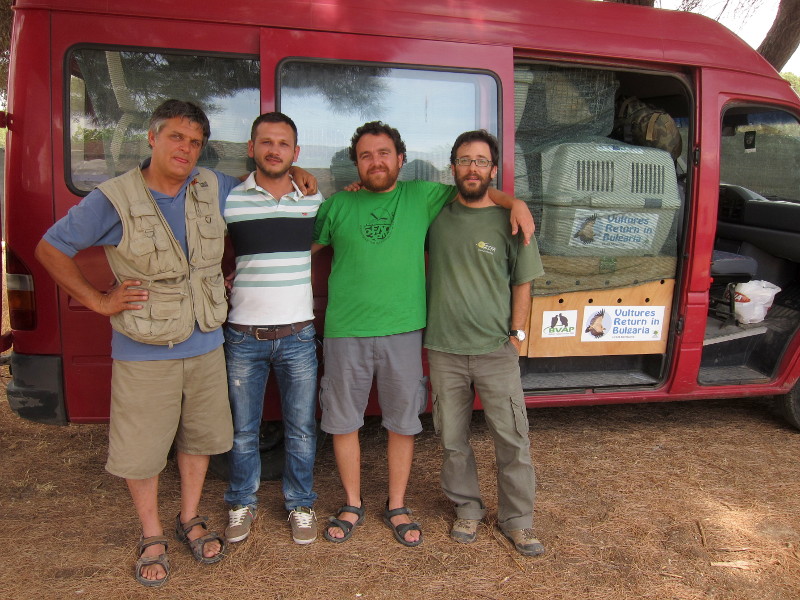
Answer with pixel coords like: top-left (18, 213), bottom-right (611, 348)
top-left (200, 273), bottom-right (228, 329)
top-left (431, 392), bottom-right (442, 435)
top-left (129, 203), bottom-right (175, 272)
top-left (510, 393), bottom-right (530, 439)
top-left (197, 220), bottom-right (225, 261)
top-left (148, 300), bottom-right (184, 337)
top-left (318, 376), bottom-right (330, 409)
top-left (117, 292), bottom-right (183, 342)
top-left (416, 375), bottom-right (430, 415)
top-left (128, 235), bottom-right (158, 273)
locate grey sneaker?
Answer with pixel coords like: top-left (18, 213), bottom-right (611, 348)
top-left (450, 518), bottom-right (480, 544)
top-left (288, 507), bottom-right (318, 545)
top-left (502, 528), bottom-right (545, 556)
top-left (226, 505), bottom-right (255, 543)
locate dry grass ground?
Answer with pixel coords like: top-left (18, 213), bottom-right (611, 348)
top-left (1, 368), bottom-right (799, 600)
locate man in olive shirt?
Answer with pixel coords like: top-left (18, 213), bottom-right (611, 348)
top-left (424, 130), bottom-right (546, 556)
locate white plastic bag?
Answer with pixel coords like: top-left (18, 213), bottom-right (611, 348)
top-left (733, 280), bottom-right (781, 324)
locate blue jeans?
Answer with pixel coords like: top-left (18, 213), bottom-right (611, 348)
top-left (223, 323), bottom-right (319, 511)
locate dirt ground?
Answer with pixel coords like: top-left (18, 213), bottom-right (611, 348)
top-left (1, 366), bottom-right (800, 600)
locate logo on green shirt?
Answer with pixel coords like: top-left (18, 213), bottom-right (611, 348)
top-left (362, 207), bottom-right (394, 243)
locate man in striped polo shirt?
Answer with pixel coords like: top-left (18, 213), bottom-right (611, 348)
top-left (222, 112), bottom-right (324, 545)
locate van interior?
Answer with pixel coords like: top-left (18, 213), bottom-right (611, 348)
top-left (512, 63), bottom-right (800, 395)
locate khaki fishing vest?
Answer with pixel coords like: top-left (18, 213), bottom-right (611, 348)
top-left (99, 166), bottom-right (227, 346)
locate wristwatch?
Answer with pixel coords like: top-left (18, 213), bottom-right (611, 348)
top-left (508, 329), bottom-right (526, 342)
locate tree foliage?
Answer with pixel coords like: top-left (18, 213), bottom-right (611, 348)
top-left (783, 71), bottom-right (800, 94)
top-left (606, 0), bottom-right (799, 72)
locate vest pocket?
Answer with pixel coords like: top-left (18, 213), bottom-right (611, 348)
top-left (116, 293), bottom-right (185, 342)
top-left (128, 229), bottom-right (175, 274)
top-left (198, 272), bottom-right (228, 329)
top-left (196, 221), bottom-right (225, 261)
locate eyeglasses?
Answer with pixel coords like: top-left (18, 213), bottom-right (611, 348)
top-left (453, 157), bottom-right (493, 167)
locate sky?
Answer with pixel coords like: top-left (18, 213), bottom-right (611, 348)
top-left (659, 0), bottom-right (800, 73)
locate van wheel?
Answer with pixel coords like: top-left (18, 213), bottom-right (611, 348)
top-left (780, 383), bottom-right (800, 431)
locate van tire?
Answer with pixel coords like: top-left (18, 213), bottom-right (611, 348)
top-left (780, 383), bottom-right (800, 431)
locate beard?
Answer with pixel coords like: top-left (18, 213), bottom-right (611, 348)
top-left (360, 166), bottom-right (400, 193)
top-left (255, 155), bottom-right (292, 179)
top-left (456, 173), bottom-right (492, 202)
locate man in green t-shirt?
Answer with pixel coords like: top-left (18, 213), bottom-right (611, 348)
top-left (425, 130), bottom-right (546, 556)
top-left (312, 121), bottom-right (533, 547)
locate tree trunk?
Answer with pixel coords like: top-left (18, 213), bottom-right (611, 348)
top-left (757, 0), bottom-right (800, 71)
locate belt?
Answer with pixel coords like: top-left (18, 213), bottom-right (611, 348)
top-left (228, 320), bottom-right (314, 341)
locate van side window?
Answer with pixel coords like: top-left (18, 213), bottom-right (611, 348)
top-left (720, 109), bottom-right (800, 204)
top-left (67, 48), bottom-right (259, 192)
top-left (278, 61), bottom-right (498, 197)
top-left (716, 107), bottom-right (800, 264)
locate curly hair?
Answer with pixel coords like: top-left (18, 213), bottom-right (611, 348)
top-left (348, 121), bottom-right (407, 165)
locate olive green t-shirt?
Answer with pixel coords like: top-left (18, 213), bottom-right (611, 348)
top-left (314, 180), bottom-right (456, 337)
top-left (424, 200), bottom-right (544, 355)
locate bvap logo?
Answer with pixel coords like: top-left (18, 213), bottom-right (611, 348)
top-left (542, 310), bottom-right (577, 338)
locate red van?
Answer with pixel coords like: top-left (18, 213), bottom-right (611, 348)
top-left (3, 0), bottom-right (800, 430)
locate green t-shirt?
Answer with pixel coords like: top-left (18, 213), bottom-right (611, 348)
top-left (424, 200), bottom-right (544, 355)
top-left (314, 180), bottom-right (456, 337)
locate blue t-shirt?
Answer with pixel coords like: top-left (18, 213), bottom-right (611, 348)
top-left (44, 163), bottom-right (241, 361)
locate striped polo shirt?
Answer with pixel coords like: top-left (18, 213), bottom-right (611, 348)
top-left (224, 172), bottom-right (325, 326)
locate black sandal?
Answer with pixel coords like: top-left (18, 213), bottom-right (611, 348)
top-left (134, 535), bottom-right (170, 587)
top-left (383, 502), bottom-right (422, 547)
top-left (323, 503), bottom-right (365, 543)
top-left (174, 514), bottom-right (226, 564)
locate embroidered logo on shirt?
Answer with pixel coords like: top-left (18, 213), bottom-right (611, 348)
top-left (476, 241), bottom-right (496, 255)
top-left (362, 208), bottom-right (394, 243)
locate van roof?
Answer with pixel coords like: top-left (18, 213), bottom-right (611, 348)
top-left (15, 0), bottom-right (780, 78)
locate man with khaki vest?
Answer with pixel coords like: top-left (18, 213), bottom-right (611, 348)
top-left (35, 100), bottom-right (315, 587)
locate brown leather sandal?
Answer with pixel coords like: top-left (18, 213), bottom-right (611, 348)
top-left (174, 514), bottom-right (226, 564)
top-left (134, 535), bottom-right (170, 587)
